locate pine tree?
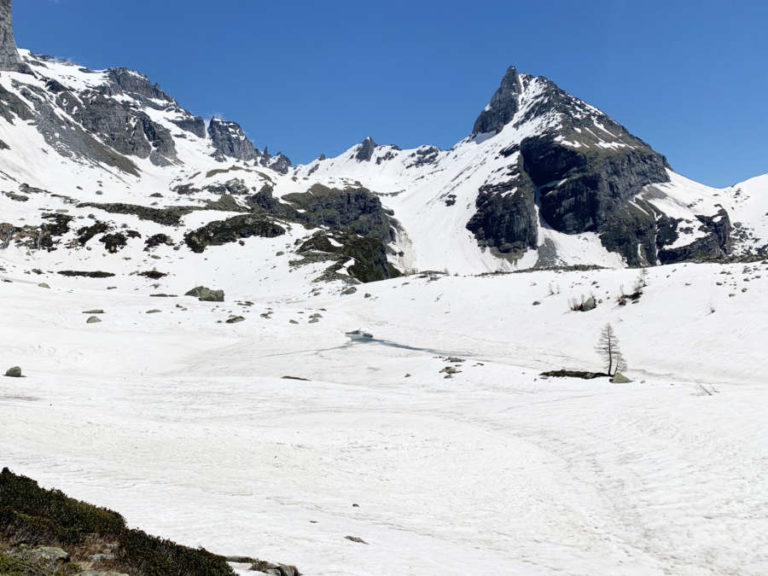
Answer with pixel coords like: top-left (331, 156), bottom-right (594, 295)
top-left (596, 324), bottom-right (625, 376)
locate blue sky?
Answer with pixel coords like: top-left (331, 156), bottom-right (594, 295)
top-left (15, 0), bottom-right (768, 186)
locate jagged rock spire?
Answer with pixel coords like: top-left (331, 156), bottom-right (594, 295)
top-left (355, 137), bottom-right (377, 161)
top-left (472, 66), bottom-right (523, 135)
top-left (0, 0), bottom-right (24, 72)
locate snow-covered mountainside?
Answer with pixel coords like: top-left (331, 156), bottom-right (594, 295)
top-left (0, 0), bottom-right (765, 279)
top-left (292, 67), bottom-right (768, 272)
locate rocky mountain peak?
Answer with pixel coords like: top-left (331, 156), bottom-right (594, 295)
top-left (206, 118), bottom-right (292, 170)
top-left (105, 68), bottom-right (175, 103)
top-left (355, 137), bottom-right (377, 161)
top-left (0, 0), bottom-right (24, 72)
top-left (472, 66), bottom-right (523, 135)
top-left (208, 118), bottom-right (258, 162)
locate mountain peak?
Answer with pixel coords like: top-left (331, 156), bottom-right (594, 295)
top-left (472, 66), bottom-right (523, 136)
top-left (355, 136), bottom-right (377, 161)
top-left (0, 0), bottom-right (24, 72)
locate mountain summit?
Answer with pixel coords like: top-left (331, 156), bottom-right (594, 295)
top-left (472, 66), bottom-right (523, 135)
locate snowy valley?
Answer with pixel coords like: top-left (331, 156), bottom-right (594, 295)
top-left (1, 0), bottom-right (767, 575)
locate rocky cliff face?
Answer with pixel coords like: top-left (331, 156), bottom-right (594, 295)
top-left (0, 0), bottom-right (24, 72)
top-left (208, 118), bottom-right (258, 161)
top-left (518, 134), bottom-right (671, 266)
top-left (472, 66), bottom-right (523, 135)
top-left (466, 156), bottom-right (538, 257)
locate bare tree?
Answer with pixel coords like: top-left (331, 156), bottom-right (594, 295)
top-left (596, 323), bottom-right (626, 376)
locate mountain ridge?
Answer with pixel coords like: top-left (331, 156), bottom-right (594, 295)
top-left (0, 0), bottom-right (765, 283)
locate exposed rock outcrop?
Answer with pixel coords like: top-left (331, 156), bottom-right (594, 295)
top-left (6, 81), bottom-right (142, 175)
top-left (77, 202), bottom-right (195, 226)
top-left (208, 118), bottom-right (257, 161)
top-left (658, 208), bottom-right (733, 264)
top-left (466, 159), bottom-right (538, 258)
top-left (105, 68), bottom-right (174, 103)
top-left (519, 134), bottom-right (672, 266)
top-left (283, 184), bottom-right (395, 244)
top-left (355, 137), bottom-right (377, 161)
top-left (0, 82), bottom-right (32, 123)
top-left (66, 94), bottom-right (177, 164)
top-left (472, 66), bottom-right (522, 135)
top-left (0, 0), bottom-right (26, 72)
top-left (260, 148), bottom-right (292, 174)
top-left (206, 120), bottom-right (291, 170)
top-left (463, 65), bottom-right (711, 267)
top-left (294, 231), bottom-right (401, 284)
top-left (184, 214), bottom-right (285, 253)
top-left (171, 116), bottom-right (207, 138)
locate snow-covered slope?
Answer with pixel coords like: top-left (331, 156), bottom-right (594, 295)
top-left (2, 261), bottom-right (768, 576)
top-left (0, 50), bottom-right (284, 204)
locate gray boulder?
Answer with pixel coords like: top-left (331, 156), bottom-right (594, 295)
top-left (17, 546), bottom-right (70, 565)
top-left (185, 286), bottom-right (225, 302)
top-left (249, 560), bottom-right (301, 576)
top-left (5, 366), bottom-right (22, 377)
top-left (86, 316), bottom-right (102, 324)
top-left (571, 295), bottom-right (597, 312)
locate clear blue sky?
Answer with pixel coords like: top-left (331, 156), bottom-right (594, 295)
top-left (14, 0), bottom-right (768, 187)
